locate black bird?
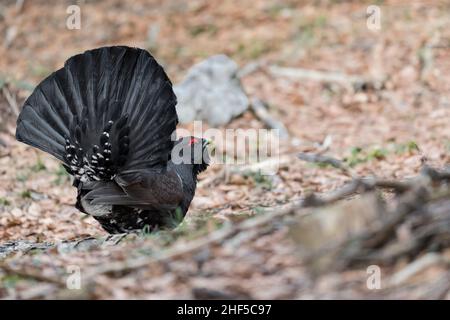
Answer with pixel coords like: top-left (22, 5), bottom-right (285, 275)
top-left (16, 46), bottom-right (210, 233)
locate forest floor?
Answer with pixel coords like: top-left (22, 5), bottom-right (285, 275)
top-left (1, 0), bottom-right (450, 299)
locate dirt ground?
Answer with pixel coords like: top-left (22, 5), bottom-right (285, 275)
top-left (0, 0), bottom-right (450, 299)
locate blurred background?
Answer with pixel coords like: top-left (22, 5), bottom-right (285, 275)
top-left (1, 0), bottom-right (450, 299)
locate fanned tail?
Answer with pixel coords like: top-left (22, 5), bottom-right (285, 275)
top-left (16, 46), bottom-right (178, 182)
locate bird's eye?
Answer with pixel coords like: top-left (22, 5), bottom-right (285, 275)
top-left (189, 137), bottom-right (199, 145)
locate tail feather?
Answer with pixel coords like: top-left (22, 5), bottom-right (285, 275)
top-left (16, 116), bottom-right (66, 160)
top-left (16, 46), bottom-right (178, 182)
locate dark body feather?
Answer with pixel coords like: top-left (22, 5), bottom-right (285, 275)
top-left (16, 46), bottom-right (209, 233)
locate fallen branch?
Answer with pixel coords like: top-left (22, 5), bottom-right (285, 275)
top-left (82, 173), bottom-right (378, 280)
top-left (360, 177), bottom-right (412, 193)
top-left (0, 262), bottom-right (64, 285)
top-left (236, 60), bottom-right (264, 78)
top-left (198, 155), bottom-right (293, 188)
top-left (250, 97), bottom-right (289, 139)
top-left (291, 166), bottom-right (450, 272)
top-left (297, 151), bottom-right (355, 178)
top-left (227, 154), bottom-right (292, 174)
top-left (388, 253), bottom-right (447, 286)
top-left (269, 65), bottom-right (384, 91)
top-left (66, 167), bottom-right (449, 280)
top-left (83, 202), bottom-right (300, 281)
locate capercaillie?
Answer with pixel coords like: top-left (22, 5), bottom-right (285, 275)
top-left (16, 46), bottom-right (210, 233)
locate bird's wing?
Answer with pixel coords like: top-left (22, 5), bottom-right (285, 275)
top-left (83, 169), bottom-right (184, 209)
top-left (117, 169), bottom-right (184, 207)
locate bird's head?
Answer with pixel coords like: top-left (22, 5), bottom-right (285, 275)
top-left (173, 136), bottom-right (213, 175)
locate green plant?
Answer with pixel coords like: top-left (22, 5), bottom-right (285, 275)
top-left (252, 207), bottom-right (266, 215)
top-left (189, 23), bottom-right (218, 37)
top-left (294, 15), bottom-right (327, 47)
top-left (16, 171), bottom-right (29, 182)
top-left (344, 147), bottom-right (365, 167)
top-left (344, 146), bottom-right (389, 167)
top-left (29, 63), bottom-right (51, 78)
top-left (165, 207), bottom-right (185, 229)
top-left (0, 197), bottom-right (10, 206)
top-left (395, 141), bottom-right (420, 154)
top-left (243, 171), bottom-right (273, 190)
top-left (20, 190), bottom-right (32, 199)
top-left (367, 147), bottom-right (388, 160)
top-left (1, 275), bottom-right (24, 288)
top-left (31, 157), bottom-right (46, 172)
top-left (236, 40), bottom-right (272, 59)
top-left (53, 164), bottom-right (69, 185)
top-left (266, 2), bottom-right (297, 18)
top-left (140, 224), bottom-right (153, 237)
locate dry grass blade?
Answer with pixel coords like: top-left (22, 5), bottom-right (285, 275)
top-left (2, 86), bottom-right (19, 117)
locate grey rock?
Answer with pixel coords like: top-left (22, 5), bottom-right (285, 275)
top-left (174, 55), bottom-right (249, 126)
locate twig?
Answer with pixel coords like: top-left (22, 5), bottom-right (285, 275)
top-left (199, 155), bottom-right (293, 189)
top-left (236, 60), bottom-right (264, 78)
top-left (3, 27), bottom-right (18, 49)
top-left (388, 253), bottom-right (445, 287)
top-left (421, 274), bottom-right (450, 300)
top-left (250, 97), bottom-right (289, 139)
top-left (268, 65), bottom-right (384, 91)
top-left (0, 137), bottom-right (7, 148)
top-left (419, 33), bottom-right (440, 84)
top-left (0, 262), bottom-right (64, 285)
top-left (229, 154), bottom-right (292, 174)
top-left (2, 86), bottom-right (19, 116)
top-left (379, 91), bottom-right (408, 111)
top-left (18, 283), bottom-right (57, 300)
top-left (305, 179), bottom-right (366, 206)
top-left (16, 0), bottom-right (25, 12)
top-left (298, 152), bottom-right (343, 169)
top-left (197, 167), bottom-right (226, 188)
top-left (192, 287), bottom-right (251, 300)
top-left (360, 177), bottom-right (412, 193)
top-left (198, 155), bottom-right (293, 188)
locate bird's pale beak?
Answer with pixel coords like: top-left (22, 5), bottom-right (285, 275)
top-left (202, 138), bottom-right (210, 148)
top-left (202, 139), bottom-right (215, 163)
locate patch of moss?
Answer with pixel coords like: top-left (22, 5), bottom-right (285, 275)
top-left (20, 190), bottom-right (32, 199)
top-left (243, 171), bottom-right (273, 190)
top-left (31, 157), bottom-right (46, 172)
top-left (0, 197), bottom-right (10, 206)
